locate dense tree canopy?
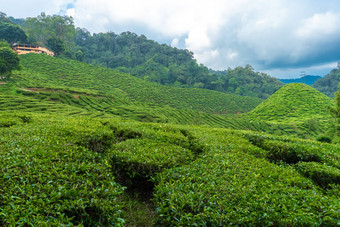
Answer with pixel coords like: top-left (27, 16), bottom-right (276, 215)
top-left (70, 30), bottom-right (283, 98)
top-left (0, 12), bottom-right (27, 43)
top-left (0, 42), bottom-right (20, 80)
top-left (313, 67), bottom-right (340, 98)
top-left (4, 12), bottom-right (284, 98)
top-left (0, 22), bottom-right (27, 43)
top-left (22, 13), bottom-right (75, 54)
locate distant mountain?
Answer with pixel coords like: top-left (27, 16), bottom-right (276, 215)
top-left (247, 83), bottom-right (332, 123)
top-left (280, 75), bottom-right (322, 86)
top-left (313, 68), bottom-right (340, 98)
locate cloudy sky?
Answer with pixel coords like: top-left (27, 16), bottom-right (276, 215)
top-left (1, 0), bottom-right (340, 78)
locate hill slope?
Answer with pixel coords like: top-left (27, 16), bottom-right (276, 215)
top-left (313, 68), bottom-right (340, 97)
top-left (0, 111), bottom-right (338, 225)
top-left (247, 83), bottom-right (333, 123)
top-left (14, 54), bottom-right (262, 115)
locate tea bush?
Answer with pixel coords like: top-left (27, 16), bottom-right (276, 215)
top-left (0, 115), bottom-right (125, 225)
top-left (110, 139), bottom-right (194, 187)
top-left (153, 131), bottom-right (339, 226)
top-left (243, 132), bottom-right (340, 168)
top-left (295, 162), bottom-right (340, 189)
top-left (16, 54), bottom-right (262, 115)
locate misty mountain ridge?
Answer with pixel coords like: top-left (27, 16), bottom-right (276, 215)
top-left (279, 75), bottom-right (322, 86)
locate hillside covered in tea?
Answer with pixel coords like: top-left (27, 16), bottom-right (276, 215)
top-left (248, 83), bottom-right (333, 123)
top-left (0, 11), bottom-right (339, 226)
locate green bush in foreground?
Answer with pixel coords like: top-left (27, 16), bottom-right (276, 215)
top-left (154, 147), bottom-right (339, 226)
top-left (243, 133), bottom-right (340, 168)
top-left (110, 139), bottom-right (194, 188)
top-left (0, 115), bottom-right (125, 226)
top-left (295, 162), bottom-right (340, 189)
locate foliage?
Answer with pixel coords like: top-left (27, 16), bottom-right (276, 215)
top-left (17, 54), bottom-right (262, 115)
top-left (70, 30), bottom-right (283, 98)
top-left (313, 68), bottom-right (340, 98)
top-left (222, 64), bottom-right (284, 98)
top-left (317, 135), bottom-right (332, 143)
top-left (0, 60), bottom-right (339, 225)
top-left (242, 132), bottom-right (340, 168)
top-left (47, 35), bottom-right (65, 56)
top-left (110, 139), bottom-right (194, 187)
top-left (329, 84), bottom-right (340, 140)
top-left (0, 21), bottom-right (27, 43)
top-left (22, 13), bottom-right (75, 52)
top-left (0, 114), bottom-right (125, 225)
top-left (153, 128), bottom-right (339, 226)
top-left (295, 162), bottom-right (340, 189)
top-left (248, 83), bottom-right (333, 123)
top-left (0, 46), bottom-right (20, 80)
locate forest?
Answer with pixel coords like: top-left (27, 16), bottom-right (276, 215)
top-left (0, 12), bottom-right (287, 99)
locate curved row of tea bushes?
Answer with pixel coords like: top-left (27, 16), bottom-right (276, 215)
top-left (153, 130), bottom-right (339, 226)
top-left (243, 133), bottom-right (340, 168)
top-left (110, 139), bottom-right (194, 187)
top-left (0, 115), bottom-right (125, 226)
top-left (17, 54), bottom-right (262, 114)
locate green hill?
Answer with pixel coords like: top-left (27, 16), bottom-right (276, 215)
top-left (247, 83), bottom-right (333, 123)
top-left (0, 54), bottom-right (338, 226)
top-left (0, 53), bottom-right (270, 131)
top-left (14, 54), bottom-right (262, 115)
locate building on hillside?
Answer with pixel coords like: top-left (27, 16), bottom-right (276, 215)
top-left (11, 43), bottom-right (54, 56)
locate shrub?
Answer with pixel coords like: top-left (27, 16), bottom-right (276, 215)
top-left (317, 135), bottom-right (332, 143)
top-left (110, 138), bottom-right (194, 188)
top-left (295, 162), bottom-right (340, 189)
top-left (243, 132), bottom-right (340, 168)
top-left (154, 148), bottom-right (338, 226)
top-left (0, 115), bottom-right (125, 225)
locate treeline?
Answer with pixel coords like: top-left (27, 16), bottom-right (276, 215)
top-left (313, 67), bottom-right (340, 98)
top-left (3, 12), bottom-right (284, 99)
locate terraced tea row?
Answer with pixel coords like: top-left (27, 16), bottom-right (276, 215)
top-left (15, 54), bottom-right (262, 115)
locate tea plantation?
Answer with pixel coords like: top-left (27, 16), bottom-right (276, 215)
top-left (0, 111), bottom-right (338, 226)
top-left (0, 54), bottom-right (339, 226)
top-left (16, 54), bottom-right (262, 115)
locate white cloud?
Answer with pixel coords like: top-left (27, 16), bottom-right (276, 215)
top-left (296, 12), bottom-right (340, 38)
top-left (171, 38), bottom-right (179, 47)
top-left (2, 0), bottom-right (340, 78)
top-left (0, 0), bottom-right (74, 18)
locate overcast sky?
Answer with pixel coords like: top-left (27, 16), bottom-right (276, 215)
top-left (1, 0), bottom-right (340, 78)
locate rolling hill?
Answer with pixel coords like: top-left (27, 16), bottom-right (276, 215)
top-left (247, 83), bottom-right (333, 123)
top-left (0, 53), bottom-right (338, 226)
top-left (15, 54), bottom-right (262, 115)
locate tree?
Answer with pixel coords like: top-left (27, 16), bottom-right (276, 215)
top-left (0, 22), bottom-right (27, 43)
top-left (0, 12), bottom-right (11, 23)
top-left (74, 50), bottom-right (84, 61)
top-left (0, 45), bottom-right (20, 80)
top-left (23, 13), bottom-right (75, 51)
top-left (47, 36), bottom-right (65, 56)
